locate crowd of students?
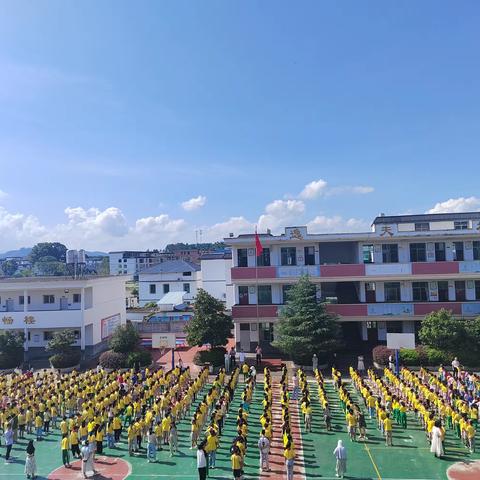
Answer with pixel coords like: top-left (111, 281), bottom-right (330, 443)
top-left (0, 364), bottom-right (210, 477)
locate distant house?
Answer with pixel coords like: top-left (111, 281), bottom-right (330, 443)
top-left (138, 260), bottom-right (201, 306)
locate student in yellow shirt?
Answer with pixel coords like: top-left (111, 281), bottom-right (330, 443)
top-left (284, 439), bottom-right (296, 480)
top-left (70, 427), bottom-right (81, 459)
top-left (384, 414), bottom-right (393, 446)
top-left (231, 445), bottom-right (243, 480)
top-left (346, 409), bottom-right (357, 442)
top-left (466, 420), bottom-right (476, 453)
top-left (35, 414), bottom-right (43, 441)
top-left (96, 426), bottom-right (104, 455)
top-left (61, 434), bottom-right (71, 468)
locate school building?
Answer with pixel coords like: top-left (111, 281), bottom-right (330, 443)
top-left (0, 275), bottom-right (128, 361)
top-left (226, 212), bottom-right (480, 353)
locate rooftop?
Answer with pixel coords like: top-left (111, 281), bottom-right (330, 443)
top-left (200, 252), bottom-right (232, 260)
top-left (140, 259), bottom-right (200, 274)
top-left (372, 211), bottom-right (480, 225)
top-left (0, 274), bottom-right (127, 284)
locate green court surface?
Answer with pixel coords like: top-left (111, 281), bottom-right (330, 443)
top-left (303, 379), bottom-right (480, 480)
top-left (0, 374), bottom-right (479, 479)
top-left (0, 379), bottom-right (267, 480)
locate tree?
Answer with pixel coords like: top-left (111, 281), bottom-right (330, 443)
top-left (29, 242), bottom-right (67, 264)
top-left (272, 275), bottom-right (342, 364)
top-left (185, 289), bottom-right (233, 349)
top-left (35, 257), bottom-right (66, 276)
top-left (1, 259), bottom-right (18, 276)
top-left (98, 257), bottom-right (110, 275)
top-left (418, 309), bottom-right (468, 353)
top-left (0, 331), bottom-right (25, 368)
top-left (46, 330), bottom-right (76, 354)
top-left (46, 329), bottom-right (81, 368)
top-left (109, 323), bottom-right (140, 353)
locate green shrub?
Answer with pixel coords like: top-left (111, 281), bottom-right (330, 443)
top-left (399, 348), bottom-right (419, 366)
top-left (193, 347), bottom-right (226, 366)
top-left (425, 347), bottom-right (449, 365)
top-left (49, 350), bottom-right (81, 369)
top-left (372, 345), bottom-right (394, 365)
top-left (126, 349), bottom-right (152, 368)
top-left (0, 351), bottom-right (23, 369)
top-left (99, 350), bottom-right (127, 369)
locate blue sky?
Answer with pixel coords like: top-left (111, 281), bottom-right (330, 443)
top-left (0, 1), bottom-right (480, 251)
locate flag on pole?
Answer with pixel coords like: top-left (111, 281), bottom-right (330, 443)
top-left (255, 228), bottom-right (263, 257)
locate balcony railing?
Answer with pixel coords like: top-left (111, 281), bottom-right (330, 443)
top-left (231, 301), bottom-right (480, 319)
top-left (231, 260), bottom-right (480, 279)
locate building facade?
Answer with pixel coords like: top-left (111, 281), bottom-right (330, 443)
top-left (138, 260), bottom-right (201, 306)
top-left (226, 212), bottom-right (480, 352)
top-left (199, 252), bottom-right (234, 308)
top-left (0, 275), bottom-right (128, 360)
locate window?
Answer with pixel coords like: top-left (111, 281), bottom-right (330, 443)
top-left (415, 222), bottom-right (430, 231)
top-left (73, 330), bottom-right (81, 340)
top-left (239, 286), bottom-right (249, 305)
top-left (474, 241), bottom-right (480, 261)
top-left (362, 244), bottom-right (374, 264)
top-left (260, 322), bottom-right (274, 342)
top-left (455, 281), bottom-right (466, 301)
top-left (453, 242), bottom-right (464, 261)
top-left (475, 281), bottom-right (480, 300)
top-left (257, 248), bottom-right (271, 267)
top-left (239, 323), bottom-right (250, 331)
top-left (73, 293), bottom-right (81, 303)
top-left (183, 271), bottom-right (192, 276)
top-left (438, 281), bottom-right (449, 302)
top-left (257, 285), bottom-right (272, 305)
top-left (454, 220), bottom-right (469, 230)
top-left (386, 321), bottom-right (403, 333)
top-left (237, 249), bottom-right (248, 267)
top-left (435, 242), bottom-right (446, 262)
top-left (43, 331), bottom-right (54, 341)
top-left (281, 247), bottom-right (296, 266)
top-left (412, 282), bottom-right (428, 302)
top-left (365, 282), bottom-right (376, 303)
top-left (304, 246), bottom-right (316, 266)
top-left (43, 295), bottom-right (55, 304)
top-left (19, 295), bottom-right (31, 305)
top-left (282, 285), bottom-right (293, 303)
top-left (118, 259), bottom-right (122, 263)
top-left (149, 284), bottom-right (156, 294)
top-left (384, 282), bottom-right (401, 303)
top-left (183, 283), bottom-right (190, 294)
top-left (410, 243), bottom-right (426, 262)
top-left (163, 284), bottom-right (170, 294)
top-left (382, 244), bottom-right (398, 263)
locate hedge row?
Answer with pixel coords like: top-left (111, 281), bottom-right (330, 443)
top-left (373, 345), bottom-right (449, 367)
top-left (99, 348), bottom-right (152, 369)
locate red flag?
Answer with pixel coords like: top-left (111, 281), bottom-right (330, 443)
top-left (255, 229), bottom-right (263, 257)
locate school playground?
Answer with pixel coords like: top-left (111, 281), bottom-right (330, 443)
top-left (1, 370), bottom-right (479, 480)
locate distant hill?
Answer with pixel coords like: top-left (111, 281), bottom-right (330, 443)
top-left (0, 247), bottom-right (32, 259)
top-left (0, 247), bottom-right (108, 260)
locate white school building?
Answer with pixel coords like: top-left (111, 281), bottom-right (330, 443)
top-left (0, 275), bottom-right (129, 360)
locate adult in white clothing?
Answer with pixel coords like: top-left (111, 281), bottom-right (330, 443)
top-left (81, 441), bottom-right (95, 478)
top-left (430, 421), bottom-right (444, 458)
top-left (333, 439), bottom-right (347, 478)
top-left (258, 431), bottom-right (270, 472)
top-left (197, 440), bottom-right (207, 480)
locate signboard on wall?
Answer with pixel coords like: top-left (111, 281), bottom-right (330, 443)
top-left (152, 333), bottom-right (176, 349)
top-left (387, 333), bottom-right (415, 350)
top-left (101, 313), bottom-right (121, 339)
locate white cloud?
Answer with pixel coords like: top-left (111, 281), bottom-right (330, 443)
top-left (0, 207), bottom-right (47, 249)
top-left (202, 216), bottom-right (255, 242)
top-left (62, 207), bottom-right (129, 237)
top-left (298, 179), bottom-right (374, 199)
top-left (258, 199), bottom-right (305, 232)
top-left (299, 179), bottom-right (328, 199)
top-left (181, 195), bottom-right (207, 211)
top-left (427, 196), bottom-right (480, 214)
top-left (134, 214), bottom-right (187, 236)
top-left (0, 189), bottom-right (7, 200)
top-left (307, 215), bottom-right (369, 233)
top-left (326, 185), bottom-right (374, 196)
